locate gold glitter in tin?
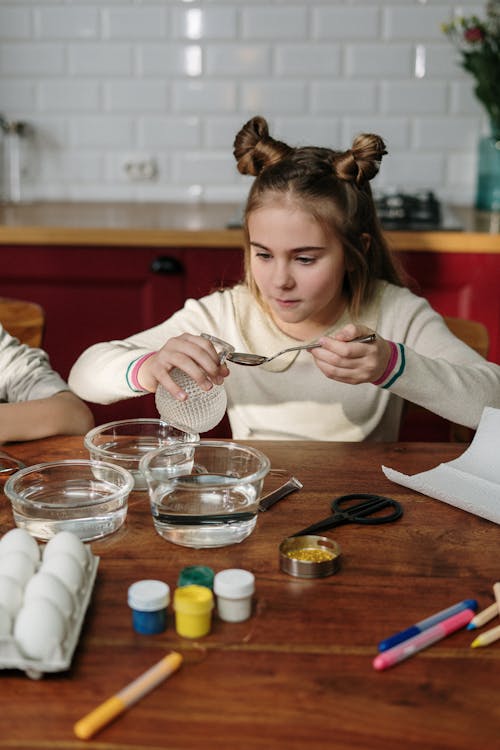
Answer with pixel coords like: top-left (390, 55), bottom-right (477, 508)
top-left (279, 535), bottom-right (341, 578)
top-left (285, 548), bottom-right (335, 563)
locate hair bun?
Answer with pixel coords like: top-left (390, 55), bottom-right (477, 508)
top-left (335, 133), bottom-right (387, 187)
top-left (233, 116), bottom-right (292, 176)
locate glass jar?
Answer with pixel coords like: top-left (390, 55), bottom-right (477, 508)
top-left (0, 118), bottom-right (29, 203)
top-left (475, 123), bottom-right (500, 211)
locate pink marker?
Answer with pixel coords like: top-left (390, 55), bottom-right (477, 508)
top-left (373, 608), bottom-right (474, 671)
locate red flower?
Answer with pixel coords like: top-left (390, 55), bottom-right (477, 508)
top-left (464, 26), bottom-right (485, 43)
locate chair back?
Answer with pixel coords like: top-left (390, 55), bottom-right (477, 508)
top-left (443, 316), bottom-right (489, 359)
top-left (0, 297), bottom-right (45, 348)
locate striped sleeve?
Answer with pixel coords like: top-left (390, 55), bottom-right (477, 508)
top-left (373, 343), bottom-right (406, 389)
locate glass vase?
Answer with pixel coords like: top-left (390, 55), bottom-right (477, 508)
top-left (475, 124), bottom-right (500, 212)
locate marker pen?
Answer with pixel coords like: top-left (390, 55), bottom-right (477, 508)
top-left (378, 598), bottom-right (477, 651)
top-left (373, 608), bottom-right (474, 671)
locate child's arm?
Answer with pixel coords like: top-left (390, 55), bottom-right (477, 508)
top-left (0, 390), bottom-right (94, 444)
top-left (312, 324), bottom-right (391, 385)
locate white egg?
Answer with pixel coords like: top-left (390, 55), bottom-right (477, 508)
top-left (0, 551), bottom-right (36, 588)
top-left (24, 571), bottom-right (75, 620)
top-left (42, 531), bottom-right (89, 570)
top-left (14, 598), bottom-right (66, 660)
top-left (40, 552), bottom-right (84, 595)
top-left (0, 528), bottom-right (40, 564)
top-left (0, 604), bottom-right (12, 637)
top-left (0, 575), bottom-right (23, 618)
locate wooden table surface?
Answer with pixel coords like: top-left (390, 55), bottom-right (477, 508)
top-left (1, 437), bottom-right (499, 750)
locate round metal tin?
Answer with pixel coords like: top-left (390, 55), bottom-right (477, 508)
top-left (279, 535), bottom-right (341, 579)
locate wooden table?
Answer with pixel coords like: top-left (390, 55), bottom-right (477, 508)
top-left (1, 437), bottom-right (499, 749)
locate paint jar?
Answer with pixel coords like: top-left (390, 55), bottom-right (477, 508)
top-left (213, 569), bottom-right (255, 623)
top-left (127, 580), bottom-right (170, 635)
top-left (173, 584), bottom-right (214, 638)
top-left (177, 565), bottom-right (214, 590)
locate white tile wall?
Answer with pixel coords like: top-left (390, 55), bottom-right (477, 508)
top-left (311, 7), bottom-right (380, 39)
top-left (0, 0), bottom-right (492, 205)
top-left (69, 44), bottom-right (134, 76)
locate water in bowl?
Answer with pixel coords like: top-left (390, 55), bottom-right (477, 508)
top-left (92, 437), bottom-right (162, 491)
top-left (11, 484), bottom-right (128, 542)
top-left (150, 474), bottom-right (259, 548)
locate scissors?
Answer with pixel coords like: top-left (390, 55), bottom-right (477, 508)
top-left (293, 493), bottom-right (403, 537)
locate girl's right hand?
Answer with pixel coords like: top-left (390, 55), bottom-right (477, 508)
top-left (136, 333), bottom-right (230, 401)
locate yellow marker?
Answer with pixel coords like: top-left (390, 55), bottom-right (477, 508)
top-left (470, 623), bottom-right (500, 649)
top-left (73, 651), bottom-right (183, 740)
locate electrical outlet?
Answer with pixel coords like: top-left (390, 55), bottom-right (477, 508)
top-left (122, 156), bottom-right (158, 182)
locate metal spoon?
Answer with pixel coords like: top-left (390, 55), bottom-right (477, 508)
top-left (202, 332), bottom-right (376, 367)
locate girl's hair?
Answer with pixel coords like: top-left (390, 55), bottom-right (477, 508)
top-left (233, 115), bottom-right (405, 318)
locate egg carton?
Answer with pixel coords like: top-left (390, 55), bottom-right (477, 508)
top-left (0, 554), bottom-right (99, 680)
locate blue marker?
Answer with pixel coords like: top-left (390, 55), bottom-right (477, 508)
top-left (378, 598), bottom-right (478, 652)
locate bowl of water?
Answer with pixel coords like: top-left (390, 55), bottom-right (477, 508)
top-left (139, 440), bottom-right (271, 548)
top-left (84, 418), bottom-right (198, 490)
top-left (4, 460), bottom-right (134, 542)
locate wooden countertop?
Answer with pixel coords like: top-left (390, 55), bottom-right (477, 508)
top-left (0, 201), bottom-right (499, 252)
top-left (1, 436), bottom-right (499, 749)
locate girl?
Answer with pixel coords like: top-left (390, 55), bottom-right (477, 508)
top-left (68, 116), bottom-right (500, 441)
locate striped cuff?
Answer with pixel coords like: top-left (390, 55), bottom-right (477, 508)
top-left (126, 352), bottom-right (155, 393)
top-left (372, 342), bottom-right (406, 389)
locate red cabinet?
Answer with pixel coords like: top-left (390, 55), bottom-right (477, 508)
top-left (0, 244), bottom-right (243, 429)
top-left (398, 251), bottom-right (500, 365)
top-left (395, 250), bottom-right (500, 440)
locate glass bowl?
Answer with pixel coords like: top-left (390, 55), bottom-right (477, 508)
top-left (84, 418), bottom-right (198, 490)
top-left (3, 459), bottom-right (134, 542)
top-left (139, 440), bottom-right (271, 549)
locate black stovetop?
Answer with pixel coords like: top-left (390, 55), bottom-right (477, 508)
top-left (373, 190), bottom-right (461, 230)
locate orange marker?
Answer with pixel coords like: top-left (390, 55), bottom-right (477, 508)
top-left (74, 651), bottom-right (182, 740)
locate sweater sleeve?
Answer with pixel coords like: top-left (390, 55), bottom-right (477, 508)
top-left (0, 325), bottom-right (69, 403)
top-left (375, 287), bottom-right (500, 429)
top-left (68, 292), bottom-right (227, 404)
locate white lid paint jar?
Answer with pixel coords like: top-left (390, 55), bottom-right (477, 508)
top-left (127, 580), bottom-right (170, 635)
top-left (213, 569), bottom-right (255, 623)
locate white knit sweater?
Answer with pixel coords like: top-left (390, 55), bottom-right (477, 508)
top-left (68, 281), bottom-right (500, 441)
top-left (0, 324), bottom-right (69, 403)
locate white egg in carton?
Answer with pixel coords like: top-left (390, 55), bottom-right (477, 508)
top-left (0, 528), bottom-right (99, 680)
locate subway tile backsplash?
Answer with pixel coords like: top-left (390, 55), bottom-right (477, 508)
top-left (0, 0), bottom-right (490, 205)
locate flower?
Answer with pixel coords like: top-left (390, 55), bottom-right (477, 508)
top-left (442, 2), bottom-right (500, 133)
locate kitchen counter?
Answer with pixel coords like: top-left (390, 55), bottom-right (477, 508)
top-left (0, 201), bottom-right (499, 252)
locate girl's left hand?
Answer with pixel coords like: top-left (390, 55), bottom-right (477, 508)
top-left (310, 325), bottom-right (391, 385)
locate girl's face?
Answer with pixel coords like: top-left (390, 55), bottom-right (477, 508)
top-left (247, 204), bottom-right (347, 339)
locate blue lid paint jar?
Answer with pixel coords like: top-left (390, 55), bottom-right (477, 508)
top-left (127, 579), bottom-right (170, 635)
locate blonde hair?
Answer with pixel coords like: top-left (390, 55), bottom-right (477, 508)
top-left (233, 116), bottom-right (405, 317)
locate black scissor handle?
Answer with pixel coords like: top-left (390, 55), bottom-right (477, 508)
top-left (292, 493), bottom-right (403, 537)
top-left (331, 493), bottom-right (403, 525)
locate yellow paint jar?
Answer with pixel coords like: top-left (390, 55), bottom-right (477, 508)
top-left (173, 584), bottom-right (214, 638)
